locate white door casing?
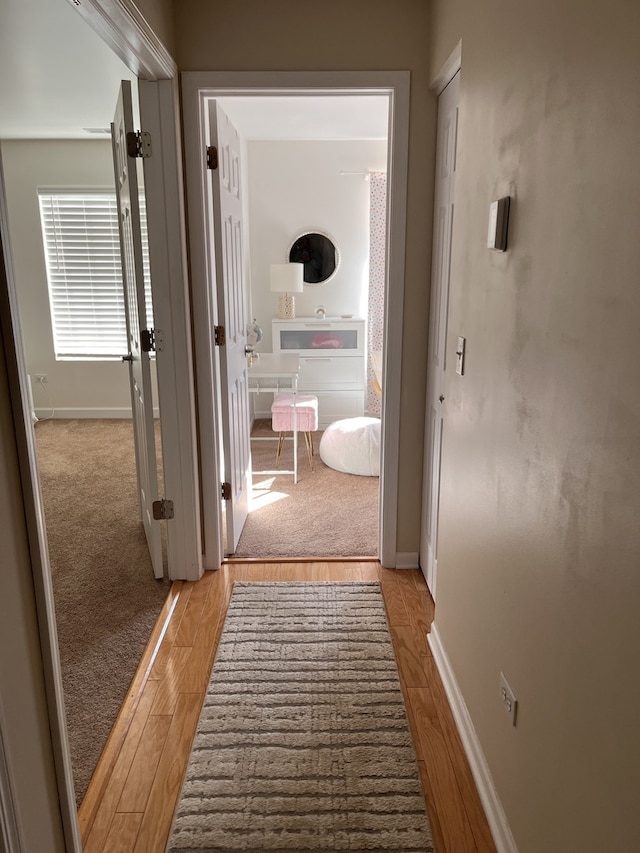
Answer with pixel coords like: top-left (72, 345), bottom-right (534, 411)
top-left (209, 101), bottom-right (251, 554)
top-left (1, 154), bottom-right (82, 850)
top-left (420, 71), bottom-right (460, 598)
top-left (182, 72), bottom-right (410, 569)
top-left (111, 79), bottom-right (163, 578)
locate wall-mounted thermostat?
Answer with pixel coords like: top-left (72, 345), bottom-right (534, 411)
top-left (487, 196), bottom-right (510, 252)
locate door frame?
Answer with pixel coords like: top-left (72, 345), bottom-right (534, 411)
top-left (0, 5), bottom-right (200, 850)
top-left (1, 164), bottom-right (75, 852)
top-left (138, 79), bottom-right (203, 582)
top-left (182, 70), bottom-right (410, 570)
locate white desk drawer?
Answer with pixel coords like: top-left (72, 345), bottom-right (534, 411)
top-left (273, 319), bottom-right (365, 357)
top-left (298, 356), bottom-right (363, 388)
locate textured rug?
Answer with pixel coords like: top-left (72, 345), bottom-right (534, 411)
top-left (234, 421), bottom-right (379, 558)
top-left (167, 582), bottom-right (433, 852)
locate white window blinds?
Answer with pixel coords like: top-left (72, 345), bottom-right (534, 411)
top-left (38, 191), bottom-right (153, 360)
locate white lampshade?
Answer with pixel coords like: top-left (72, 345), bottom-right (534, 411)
top-left (270, 263), bottom-right (304, 294)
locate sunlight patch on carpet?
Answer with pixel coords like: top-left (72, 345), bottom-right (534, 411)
top-left (249, 481), bottom-right (289, 511)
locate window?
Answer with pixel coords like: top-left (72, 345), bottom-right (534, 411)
top-left (38, 190), bottom-right (153, 360)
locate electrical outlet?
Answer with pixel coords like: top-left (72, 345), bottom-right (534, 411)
top-left (499, 672), bottom-right (518, 726)
top-left (33, 374), bottom-right (48, 384)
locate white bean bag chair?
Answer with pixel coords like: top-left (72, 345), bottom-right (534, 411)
top-left (319, 417), bottom-right (381, 477)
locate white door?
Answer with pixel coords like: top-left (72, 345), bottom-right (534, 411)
top-left (420, 71), bottom-right (460, 598)
top-left (111, 80), bottom-right (163, 579)
top-left (208, 101), bottom-right (251, 553)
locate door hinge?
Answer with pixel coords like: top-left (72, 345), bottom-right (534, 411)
top-left (127, 130), bottom-right (152, 159)
top-left (141, 328), bottom-right (164, 353)
top-left (214, 325), bottom-right (225, 346)
top-left (206, 145), bottom-right (218, 170)
top-left (221, 482), bottom-right (231, 501)
top-left (152, 498), bottom-right (174, 520)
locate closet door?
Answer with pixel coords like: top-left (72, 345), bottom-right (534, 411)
top-left (420, 70), bottom-right (460, 598)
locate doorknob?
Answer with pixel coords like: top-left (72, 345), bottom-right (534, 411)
top-left (245, 345), bottom-right (254, 355)
top-left (439, 394), bottom-right (445, 403)
top-left (122, 353), bottom-right (133, 363)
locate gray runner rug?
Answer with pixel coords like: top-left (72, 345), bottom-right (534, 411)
top-left (167, 582), bottom-right (434, 852)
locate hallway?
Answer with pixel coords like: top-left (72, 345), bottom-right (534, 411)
top-left (79, 562), bottom-right (495, 853)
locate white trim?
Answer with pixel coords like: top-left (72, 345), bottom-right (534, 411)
top-left (34, 407), bottom-right (159, 419)
top-left (1, 160), bottom-right (81, 851)
top-left (379, 74), bottom-right (410, 569)
top-left (63, 0), bottom-right (176, 80)
top-left (139, 80), bottom-right (203, 582)
top-left (430, 40), bottom-right (462, 95)
top-left (395, 551), bottom-right (419, 569)
top-left (0, 718), bottom-right (20, 853)
top-left (182, 79), bottom-right (224, 570)
top-left (182, 70), bottom-right (410, 570)
top-left (428, 624), bottom-right (518, 853)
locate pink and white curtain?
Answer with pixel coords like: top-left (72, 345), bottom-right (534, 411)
top-left (367, 172), bottom-right (386, 417)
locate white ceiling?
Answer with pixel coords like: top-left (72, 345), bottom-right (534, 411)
top-left (0, 0), bottom-right (388, 142)
top-left (218, 97), bottom-right (389, 141)
top-left (0, 0), bottom-right (136, 139)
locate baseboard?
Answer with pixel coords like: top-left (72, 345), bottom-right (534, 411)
top-left (35, 407), bottom-right (160, 419)
top-left (395, 551), bottom-right (419, 569)
top-left (253, 406), bottom-right (272, 421)
top-left (428, 623), bottom-right (518, 853)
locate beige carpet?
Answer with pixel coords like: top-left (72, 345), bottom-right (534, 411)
top-left (167, 582), bottom-right (433, 852)
top-left (35, 418), bottom-right (170, 805)
top-left (234, 421), bottom-right (379, 558)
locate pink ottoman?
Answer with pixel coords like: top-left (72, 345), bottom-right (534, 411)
top-left (271, 393), bottom-right (319, 470)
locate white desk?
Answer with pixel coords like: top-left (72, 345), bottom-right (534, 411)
top-left (248, 352), bottom-right (300, 483)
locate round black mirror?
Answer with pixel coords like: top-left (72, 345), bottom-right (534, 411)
top-left (288, 231), bottom-right (339, 285)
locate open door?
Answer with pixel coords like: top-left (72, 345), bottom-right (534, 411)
top-left (111, 80), bottom-right (163, 578)
top-left (420, 71), bottom-right (460, 597)
top-left (209, 101), bottom-right (251, 553)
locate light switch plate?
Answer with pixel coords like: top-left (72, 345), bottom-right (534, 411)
top-left (455, 336), bottom-right (465, 375)
top-left (487, 196), bottom-right (510, 251)
top-left (500, 672), bottom-right (518, 726)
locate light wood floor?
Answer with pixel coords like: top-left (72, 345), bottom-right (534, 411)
top-left (78, 562), bottom-right (496, 853)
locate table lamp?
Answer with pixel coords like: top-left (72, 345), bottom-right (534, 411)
top-left (270, 262), bottom-right (304, 319)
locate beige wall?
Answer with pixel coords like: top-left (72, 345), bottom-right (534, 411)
top-left (430, 2), bottom-right (640, 851)
top-left (175, 0), bottom-right (436, 552)
top-left (134, 0), bottom-right (175, 56)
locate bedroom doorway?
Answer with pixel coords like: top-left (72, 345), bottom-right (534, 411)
top-left (182, 72), bottom-right (410, 570)
top-left (219, 94), bottom-right (388, 560)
